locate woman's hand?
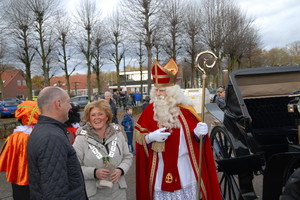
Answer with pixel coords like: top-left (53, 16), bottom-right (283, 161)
top-left (95, 168), bottom-right (110, 180)
top-left (110, 168), bottom-right (122, 182)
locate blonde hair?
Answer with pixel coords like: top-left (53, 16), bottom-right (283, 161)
top-left (83, 99), bottom-right (112, 124)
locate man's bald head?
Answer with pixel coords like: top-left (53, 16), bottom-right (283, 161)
top-left (38, 86), bottom-right (68, 113)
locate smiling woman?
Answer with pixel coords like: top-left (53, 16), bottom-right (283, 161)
top-left (72, 99), bottom-right (133, 199)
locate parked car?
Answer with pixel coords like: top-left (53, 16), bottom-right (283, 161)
top-left (70, 101), bottom-right (80, 110)
top-left (70, 95), bottom-right (89, 109)
top-left (0, 101), bottom-right (19, 118)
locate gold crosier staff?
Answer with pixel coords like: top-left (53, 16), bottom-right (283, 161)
top-left (194, 50), bottom-right (217, 200)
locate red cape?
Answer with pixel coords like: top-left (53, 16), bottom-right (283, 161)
top-left (134, 103), bottom-right (221, 200)
top-left (0, 131), bottom-right (30, 185)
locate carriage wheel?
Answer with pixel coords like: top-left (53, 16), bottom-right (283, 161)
top-left (210, 126), bottom-right (241, 200)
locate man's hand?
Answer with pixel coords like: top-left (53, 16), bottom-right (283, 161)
top-left (194, 122), bottom-right (208, 138)
top-left (145, 127), bottom-right (171, 144)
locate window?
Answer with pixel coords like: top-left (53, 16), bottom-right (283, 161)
top-left (23, 80), bottom-right (26, 86)
top-left (17, 80), bottom-right (21, 86)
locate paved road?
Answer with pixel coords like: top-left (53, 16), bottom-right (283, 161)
top-left (0, 111), bottom-right (262, 200)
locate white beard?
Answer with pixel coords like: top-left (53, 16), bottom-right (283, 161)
top-left (153, 96), bottom-right (181, 129)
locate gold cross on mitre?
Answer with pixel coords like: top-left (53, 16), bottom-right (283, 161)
top-left (151, 59), bottom-right (178, 88)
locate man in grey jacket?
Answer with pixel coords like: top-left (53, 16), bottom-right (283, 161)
top-left (27, 86), bottom-right (88, 199)
top-left (104, 91), bottom-right (118, 124)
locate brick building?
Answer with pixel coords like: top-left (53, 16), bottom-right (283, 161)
top-left (1, 70), bottom-right (27, 100)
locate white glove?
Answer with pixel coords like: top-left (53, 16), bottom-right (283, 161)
top-left (194, 122), bottom-right (208, 138)
top-left (145, 127), bottom-right (171, 144)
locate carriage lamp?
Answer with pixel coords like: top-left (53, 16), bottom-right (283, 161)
top-left (287, 100), bottom-right (300, 114)
top-left (287, 90), bottom-right (300, 115)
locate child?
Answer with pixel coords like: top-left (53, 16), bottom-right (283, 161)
top-left (65, 104), bottom-right (81, 144)
top-left (142, 95), bottom-right (150, 111)
top-left (121, 106), bottom-right (135, 153)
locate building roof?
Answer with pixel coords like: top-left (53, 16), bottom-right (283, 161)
top-left (50, 74), bottom-right (98, 90)
top-left (1, 70), bottom-right (23, 88)
top-left (110, 79), bottom-right (149, 87)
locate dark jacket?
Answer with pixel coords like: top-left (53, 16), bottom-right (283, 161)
top-left (109, 99), bottom-right (118, 124)
top-left (27, 115), bottom-right (87, 200)
top-left (121, 113), bottom-right (134, 133)
top-left (215, 96), bottom-right (226, 111)
top-left (142, 102), bottom-right (149, 111)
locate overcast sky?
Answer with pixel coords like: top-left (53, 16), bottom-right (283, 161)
top-left (66, 0), bottom-right (300, 50)
top-left (238, 0), bottom-right (300, 49)
top-left (65, 0), bottom-right (300, 73)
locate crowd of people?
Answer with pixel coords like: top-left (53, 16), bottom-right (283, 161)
top-left (0, 58), bottom-right (223, 200)
top-left (108, 90), bottom-right (142, 110)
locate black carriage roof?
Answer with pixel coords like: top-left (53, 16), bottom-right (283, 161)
top-left (225, 65), bottom-right (300, 120)
top-left (229, 65), bottom-right (300, 99)
top-left (231, 65), bottom-right (300, 76)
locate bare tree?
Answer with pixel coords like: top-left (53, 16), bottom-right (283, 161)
top-left (0, 40), bottom-right (10, 100)
top-left (75, 0), bottom-right (100, 101)
top-left (137, 39), bottom-right (146, 92)
top-left (287, 41), bottom-right (300, 65)
top-left (0, 1), bottom-right (15, 100)
top-left (223, 7), bottom-right (259, 72)
top-left (160, 0), bottom-right (185, 62)
top-left (0, 1), bottom-right (11, 99)
top-left (265, 48), bottom-right (290, 66)
top-left (91, 24), bottom-right (108, 94)
top-left (153, 40), bottom-right (161, 61)
top-left (5, 0), bottom-right (36, 100)
top-left (27, 0), bottom-right (60, 86)
top-left (241, 27), bottom-right (260, 69)
top-left (200, 0), bottom-right (236, 86)
top-left (55, 12), bottom-right (76, 96)
top-left (122, 0), bottom-right (162, 93)
top-left (107, 9), bottom-right (125, 92)
top-left (182, 1), bottom-right (203, 87)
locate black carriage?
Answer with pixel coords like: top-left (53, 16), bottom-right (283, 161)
top-left (206, 66), bottom-right (300, 200)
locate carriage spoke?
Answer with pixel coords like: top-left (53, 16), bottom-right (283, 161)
top-left (211, 126), bottom-right (243, 200)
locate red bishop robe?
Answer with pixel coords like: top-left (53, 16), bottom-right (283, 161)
top-left (134, 103), bottom-right (222, 200)
top-left (0, 131), bottom-right (30, 185)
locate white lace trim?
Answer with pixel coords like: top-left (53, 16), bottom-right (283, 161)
top-left (153, 183), bottom-right (198, 200)
top-left (13, 125), bottom-right (34, 135)
top-left (71, 123), bottom-right (80, 128)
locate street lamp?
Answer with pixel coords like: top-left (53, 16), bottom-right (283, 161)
top-left (120, 42), bottom-right (126, 90)
top-left (123, 46), bottom-right (126, 87)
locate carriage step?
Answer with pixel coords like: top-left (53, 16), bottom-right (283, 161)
top-left (216, 154), bottom-right (263, 175)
